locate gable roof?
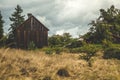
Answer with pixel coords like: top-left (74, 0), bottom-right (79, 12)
top-left (16, 15), bottom-right (49, 31)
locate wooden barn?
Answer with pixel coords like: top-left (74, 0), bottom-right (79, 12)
top-left (16, 13), bottom-right (49, 48)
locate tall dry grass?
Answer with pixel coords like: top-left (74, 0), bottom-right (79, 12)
top-left (0, 48), bottom-right (120, 80)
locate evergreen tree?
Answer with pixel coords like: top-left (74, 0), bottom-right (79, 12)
top-left (0, 11), bottom-right (4, 40)
top-left (8, 5), bottom-right (25, 44)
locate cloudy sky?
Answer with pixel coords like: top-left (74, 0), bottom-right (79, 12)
top-left (0, 0), bottom-right (120, 37)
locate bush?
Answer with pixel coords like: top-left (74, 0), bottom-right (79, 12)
top-left (69, 44), bottom-right (100, 55)
top-left (103, 47), bottom-right (120, 59)
top-left (53, 47), bottom-right (62, 54)
top-left (0, 36), bottom-right (7, 47)
top-left (78, 44), bottom-right (100, 64)
top-left (79, 53), bottom-right (95, 67)
top-left (102, 39), bottom-right (113, 48)
top-left (66, 40), bottom-right (85, 48)
top-left (69, 48), bottom-right (81, 53)
top-left (28, 41), bottom-right (36, 50)
top-left (80, 44), bottom-right (99, 56)
top-left (57, 68), bottom-right (70, 77)
top-left (44, 48), bottom-right (53, 54)
top-left (43, 47), bottom-right (63, 54)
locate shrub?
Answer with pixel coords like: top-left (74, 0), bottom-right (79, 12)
top-left (66, 40), bottom-right (85, 48)
top-left (102, 39), bottom-right (113, 48)
top-left (53, 47), bottom-right (62, 54)
top-left (103, 47), bottom-right (120, 59)
top-left (80, 44), bottom-right (99, 56)
top-left (79, 44), bottom-right (100, 66)
top-left (69, 48), bottom-right (81, 53)
top-left (44, 48), bottom-right (53, 54)
top-left (69, 44), bottom-right (100, 54)
top-left (57, 68), bottom-right (70, 77)
top-left (43, 47), bottom-right (63, 54)
top-left (79, 53), bottom-right (95, 67)
top-left (28, 41), bottom-right (36, 50)
top-left (0, 36), bottom-right (7, 47)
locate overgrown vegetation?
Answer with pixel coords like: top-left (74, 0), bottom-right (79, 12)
top-left (103, 47), bottom-right (120, 59)
top-left (43, 47), bottom-right (62, 54)
top-left (8, 5), bottom-right (25, 47)
top-left (0, 48), bottom-right (120, 80)
top-left (28, 41), bottom-right (36, 50)
top-left (0, 5), bottom-right (119, 49)
top-left (0, 4), bottom-right (120, 80)
top-left (83, 5), bottom-right (120, 43)
top-left (0, 11), bottom-right (4, 47)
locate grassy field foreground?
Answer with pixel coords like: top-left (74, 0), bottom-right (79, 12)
top-left (0, 48), bottom-right (120, 80)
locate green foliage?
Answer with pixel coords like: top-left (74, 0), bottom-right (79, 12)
top-left (80, 44), bottom-right (100, 56)
top-left (84, 5), bottom-right (120, 43)
top-left (0, 11), bottom-right (4, 41)
top-left (80, 54), bottom-right (95, 67)
top-left (69, 48), bottom-right (81, 53)
top-left (66, 40), bottom-right (85, 48)
top-left (48, 33), bottom-right (86, 49)
top-left (28, 41), bottom-right (36, 50)
top-left (48, 35), bottom-right (62, 47)
top-left (102, 39), bottom-right (113, 48)
top-left (102, 39), bottom-right (120, 59)
top-left (0, 36), bottom-right (7, 47)
top-left (78, 44), bottom-right (100, 67)
top-left (53, 47), bottom-right (62, 54)
top-left (103, 47), bottom-right (120, 59)
top-left (44, 48), bottom-right (53, 54)
top-left (43, 47), bottom-right (62, 54)
top-left (48, 33), bottom-right (72, 47)
top-left (8, 5), bottom-right (25, 45)
top-left (69, 44), bottom-right (100, 54)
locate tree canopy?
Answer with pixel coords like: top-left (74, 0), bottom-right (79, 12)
top-left (48, 33), bottom-right (72, 47)
top-left (84, 5), bottom-right (120, 43)
top-left (8, 5), bottom-right (25, 45)
top-left (0, 11), bottom-right (4, 39)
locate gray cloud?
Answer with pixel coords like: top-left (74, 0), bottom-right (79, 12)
top-left (1, 0), bottom-right (120, 37)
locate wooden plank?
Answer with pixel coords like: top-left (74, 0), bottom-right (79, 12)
top-left (17, 30), bottom-right (20, 47)
top-left (24, 30), bottom-right (27, 48)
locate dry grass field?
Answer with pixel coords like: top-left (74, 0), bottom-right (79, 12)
top-left (0, 48), bottom-right (120, 80)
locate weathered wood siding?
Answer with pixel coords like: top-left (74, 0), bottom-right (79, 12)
top-left (16, 15), bottom-right (49, 48)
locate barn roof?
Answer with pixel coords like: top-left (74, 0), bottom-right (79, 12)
top-left (16, 14), bottom-right (49, 31)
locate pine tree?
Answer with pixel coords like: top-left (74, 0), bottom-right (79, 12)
top-left (0, 11), bottom-right (4, 39)
top-left (8, 5), bottom-right (25, 44)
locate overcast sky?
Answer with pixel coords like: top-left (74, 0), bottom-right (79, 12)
top-left (0, 0), bottom-right (120, 37)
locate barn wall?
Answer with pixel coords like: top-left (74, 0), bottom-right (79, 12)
top-left (16, 16), bottom-right (49, 49)
top-left (16, 30), bottom-right (48, 48)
